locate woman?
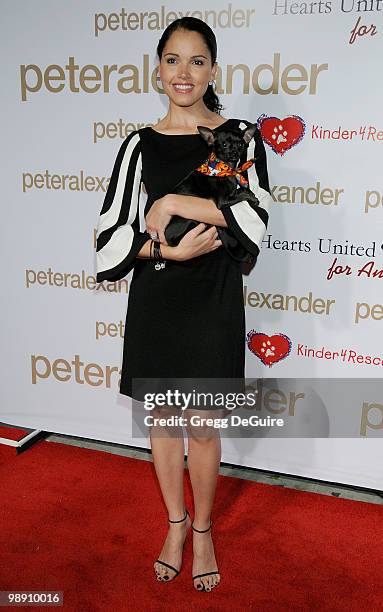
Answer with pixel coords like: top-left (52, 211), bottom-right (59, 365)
top-left (96, 17), bottom-right (272, 592)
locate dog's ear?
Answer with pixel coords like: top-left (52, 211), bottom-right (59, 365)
top-left (242, 123), bottom-right (258, 145)
top-left (197, 126), bottom-right (215, 146)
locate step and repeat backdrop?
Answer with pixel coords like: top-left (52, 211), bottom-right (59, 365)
top-left (1, 1), bottom-right (382, 489)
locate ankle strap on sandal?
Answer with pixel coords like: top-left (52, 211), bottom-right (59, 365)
top-left (168, 508), bottom-right (189, 523)
top-left (191, 519), bottom-right (212, 533)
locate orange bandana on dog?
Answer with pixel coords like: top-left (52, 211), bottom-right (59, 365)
top-left (196, 151), bottom-right (255, 188)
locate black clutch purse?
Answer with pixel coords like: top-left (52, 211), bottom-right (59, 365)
top-left (164, 215), bottom-right (254, 264)
top-left (164, 216), bottom-right (213, 247)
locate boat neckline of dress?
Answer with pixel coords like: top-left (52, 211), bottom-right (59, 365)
top-left (147, 118), bottom-right (232, 136)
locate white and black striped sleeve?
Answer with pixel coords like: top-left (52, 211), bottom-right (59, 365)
top-left (220, 124), bottom-right (272, 262)
top-left (95, 131), bottom-right (151, 283)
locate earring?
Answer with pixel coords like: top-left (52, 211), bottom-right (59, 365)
top-left (209, 80), bottom-right (215, 87)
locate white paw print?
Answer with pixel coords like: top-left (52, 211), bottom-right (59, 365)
top-left (261, 340), bottom-right (275, 357)
top-left (272, 124), bottom-right (288, 145)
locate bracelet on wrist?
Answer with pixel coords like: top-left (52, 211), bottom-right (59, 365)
top-left (153, 239), bottom-right (166, 271)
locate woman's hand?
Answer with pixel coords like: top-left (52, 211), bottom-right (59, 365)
top-left (174, 223), bottom-right (222, 261)
top-left (145, 194), bottom-right (174, 246)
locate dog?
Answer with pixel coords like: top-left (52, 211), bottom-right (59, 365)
top-left (164, 122), bottom-right (259, 263)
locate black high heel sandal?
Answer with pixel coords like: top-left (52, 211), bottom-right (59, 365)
top-left (155, 508), bottom-right (190, 582)
top-left (192, 519), bottom-right (220, 592)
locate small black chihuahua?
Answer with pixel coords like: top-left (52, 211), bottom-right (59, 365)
top-left (164, 122), bottom-right (260, 262)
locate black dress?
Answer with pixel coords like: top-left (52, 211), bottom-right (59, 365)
top-left (96, 118), bottom-right (272, 400)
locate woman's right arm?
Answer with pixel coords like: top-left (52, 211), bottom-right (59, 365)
top-left (95, 131), bottom-right (152, 282)
top-left (96, 132), bottom-right (219, 281)
top-left (136, 223), bottom-right (222, 261)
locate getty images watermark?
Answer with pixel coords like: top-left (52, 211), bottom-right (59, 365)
top-left (130, 377), bottom-right (383, 439)
top-left (140, 386), bottom-right (284, 431)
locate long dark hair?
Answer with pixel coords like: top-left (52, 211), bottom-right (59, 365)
top-left (156, 17), bottom-right (224, 115)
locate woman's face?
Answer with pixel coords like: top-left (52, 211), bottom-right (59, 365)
top-left (158, 28), bottom-right (217, 108)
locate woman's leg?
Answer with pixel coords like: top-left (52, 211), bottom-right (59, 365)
top-left (150, 405), bottom-right (191, 581)
top-left (185, 409), bottom-right (223, 591)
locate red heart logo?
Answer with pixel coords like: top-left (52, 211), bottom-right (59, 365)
top-left (247, 331), bottom-right (292, 366)
top-left (257, 114), bottom-right (306, 156)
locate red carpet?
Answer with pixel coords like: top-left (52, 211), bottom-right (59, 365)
top-left (0, 425), bottom-right (32, 442)
top-left (0, 440), bottom-right (381, 611)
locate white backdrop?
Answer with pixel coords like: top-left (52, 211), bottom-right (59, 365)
top-left (1, 1), bottom-right (382, 489)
